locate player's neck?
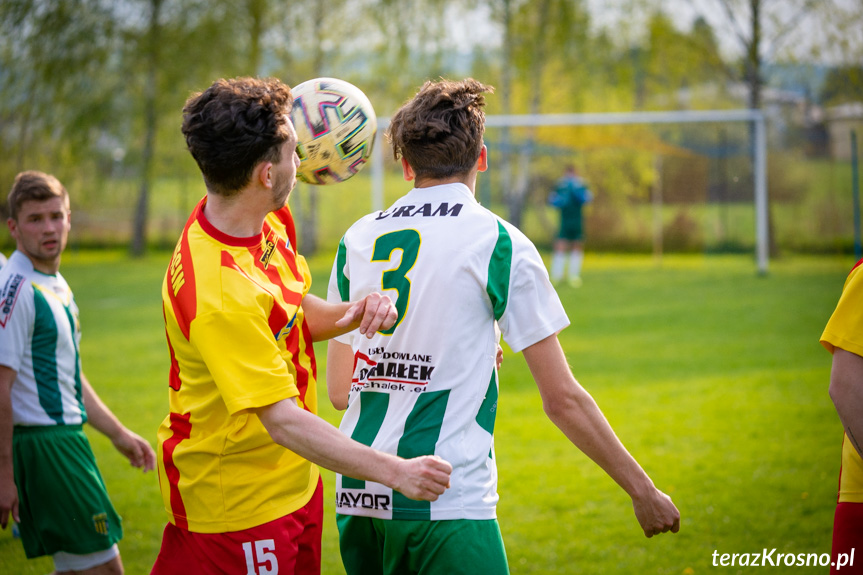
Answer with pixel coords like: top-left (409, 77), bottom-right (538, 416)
top-left (23, 252), bottom-right (61, 275)
top-left (203, 189), bottom-right (270, 238)
top-left (414, 173), bottom-right (477, 195)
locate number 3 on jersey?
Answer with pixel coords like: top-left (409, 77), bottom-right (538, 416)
top-left (372, 229), bottom-right (420, 335)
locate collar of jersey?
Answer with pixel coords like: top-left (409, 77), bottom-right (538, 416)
top-left (195, 197), bottom-right (263, 248)
top-left (407, 182), bottom-right (476, 202)
top-left (8, 250), bottom-right (59, 278)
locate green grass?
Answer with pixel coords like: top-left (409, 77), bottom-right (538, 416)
top-left (0, 251), bottom-right (849, 574)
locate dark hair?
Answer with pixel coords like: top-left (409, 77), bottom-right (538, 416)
top-left (181, 77), bottom-right (293, 195)
top-left (387, 78), bottom-right (493, 180)
top-left (7, 171), bottom-right (68, 220)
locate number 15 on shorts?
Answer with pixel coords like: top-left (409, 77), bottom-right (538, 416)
top-left (243, 539), bottom-right (277, 575)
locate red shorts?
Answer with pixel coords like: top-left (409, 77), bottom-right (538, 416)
top-left (831, 502), bottom-right (863, 575)
top-left (151, 477), bottom-right (323, 575)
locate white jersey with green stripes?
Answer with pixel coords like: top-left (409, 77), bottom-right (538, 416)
top-left (0, 251), bottom-right (86, 426)
top-left (328, 182), bottom-right (569, 521)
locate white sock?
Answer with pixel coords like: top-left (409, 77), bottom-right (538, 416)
top-left (569, 251), bottom-right (584, 279)
top-left (551, 251), bottom-right (566, 281)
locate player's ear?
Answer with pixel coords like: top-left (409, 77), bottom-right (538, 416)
top-left (256, 161), bottom-right (274, 188)
top-left (477, 145), bottom-right (488, 173)
top-left (401, 157), bottom-right (415, 182)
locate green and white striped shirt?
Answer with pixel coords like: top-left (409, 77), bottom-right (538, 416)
top-left (328, 183), bottom-right (569, 521)
top-left (0, 251), bottom-right (86, 426)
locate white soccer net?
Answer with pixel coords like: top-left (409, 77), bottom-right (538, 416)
top-left (370, 110), bottom-right (769, 273)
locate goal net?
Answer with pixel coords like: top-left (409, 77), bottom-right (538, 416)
top-left (368, 109), bottom-right (769, 273)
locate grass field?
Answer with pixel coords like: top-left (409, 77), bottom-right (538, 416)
top-left (0, 250), bottom-right (850, 574)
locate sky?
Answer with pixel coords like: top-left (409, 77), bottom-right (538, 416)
top-left (448, 0), bottom-right (862, 65)
top-left (446, 0), bottom-right (744, 57)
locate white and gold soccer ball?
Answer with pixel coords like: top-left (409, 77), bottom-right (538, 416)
top-left (290, 77), bottom-right (377, 185)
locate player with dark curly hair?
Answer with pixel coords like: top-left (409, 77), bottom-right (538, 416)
top-left (151, 77), bottom-right (451, 575)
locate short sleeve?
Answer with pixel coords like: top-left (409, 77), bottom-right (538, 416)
top-left (821, 266), bottom-right (863, 356)
top-left (497, 228), bottom-right (570, 353)
top-left (328, 236), bottom-right (356, 347)
top-left (0, 274), bottom-right (32, 372)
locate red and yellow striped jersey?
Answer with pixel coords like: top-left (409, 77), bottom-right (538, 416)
top-left (821, 257), bottom-right (863, 504)
top-left (157, 197), bottom-right (319, 533)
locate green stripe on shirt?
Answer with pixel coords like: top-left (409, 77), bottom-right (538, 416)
top-left (342, 392), bottom-right (390, 489)
top-left (336, 236), bottom-right (350, 302)
top-left (486, 221), bottom-right (512, 321)
top-left (31, 287), bottom-right (64, 424)
top-left (393, 389), bottom-right (450, 520)
top-left (61, 301), bottom-right (86, 422)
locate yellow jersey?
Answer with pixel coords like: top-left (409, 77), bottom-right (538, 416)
top-left (157, 197), bottom-right (319, 533)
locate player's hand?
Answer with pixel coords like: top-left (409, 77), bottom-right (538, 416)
top-left (632, 487), bottom-right (680, 537)
top-left (335, 292), bottom-right (397, 338)
top-left (496, 344), bottom-right (504, 370)
top-left (392, 455), bottom-right (452, 502)
top-left (0, 475), bottom-right (19, 529)
top-left (111, 429), bottom-right (157, 473)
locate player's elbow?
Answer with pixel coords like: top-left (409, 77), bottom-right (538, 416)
top-left (541, 384), bottom-right (591, 424)
top-left (328, 389), bottom-right (349, 411)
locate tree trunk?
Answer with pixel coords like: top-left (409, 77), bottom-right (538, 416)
top-left (500, 0), bottom-right (515, 226)
top-left (249, 0), bottom-right (264, 75)
top-left (296, 0), bottom-right (325, 257)
top-left (131, 0), bottom-right (162, 257)
top-left (745, 0), bottom-right (777, 257)
top-left (507, 0), bottom-right (550, 229)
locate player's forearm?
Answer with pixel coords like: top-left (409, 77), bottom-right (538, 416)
top-left (0, 367), bottom-right (18, 522)
top-left (81, 375), bottom-right (125, 441)
top-left (523, 336), bottom-right (655, 500)
top-left (545, 383), bottom-right (655, 499)
top-left (0, 366), bottom-right (16, 468)
top-left (0, 400), bottom-right (13, 480)
top-left (0, 415), bottom-right (14, 500)
top-left (260, 398), bottom-right (419, 488)
top-left (829, 348), bottom-right (863, 458)
top-left (302, 294), bottom-right (356, 342)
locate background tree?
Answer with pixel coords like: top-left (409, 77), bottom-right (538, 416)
top-left (130, 0), bottom-right (163, 257)
top-left (0, 0), bottom-right (119, 211)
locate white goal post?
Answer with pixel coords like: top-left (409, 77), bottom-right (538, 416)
top-left (370, 109), bottom-right (769, 274)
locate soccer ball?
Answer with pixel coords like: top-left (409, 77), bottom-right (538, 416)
top-left (290, 77), bottom-right (377, 185)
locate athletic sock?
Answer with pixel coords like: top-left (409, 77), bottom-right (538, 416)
top-left (569, 251), bottom-right (584, 280)
top-left (551, 251), bottom-right (566, 281)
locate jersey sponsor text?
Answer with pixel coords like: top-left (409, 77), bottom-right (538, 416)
top-left (337, 490), bottom-right (391, 511)
top-left (374, 202), bottom-right (463, 220)
top-left (0, 273), bottom-right (24, 327)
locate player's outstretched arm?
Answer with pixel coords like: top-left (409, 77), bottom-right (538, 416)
top-left (81, 374), bottom-right (156, 472)
top-left (0, 366), bottom-right (19, 530)
top-left (829, 347), bottom-right (863, 459)
top-left (522, 335), bottom-right (680, 538)
top-left (258, 397), bottom-right (451, 501)
top-left (304, 293), bottom-right (397, 342)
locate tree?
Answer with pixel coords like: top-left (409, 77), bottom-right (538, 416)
top-left (130, 0), bottom-right (162, 257)
top-left (0, 0), bottom-right (120, 198)
top-left (821, 65), bottom-right (863, 105)
top-left (482, 0), bottom-right (593, 227)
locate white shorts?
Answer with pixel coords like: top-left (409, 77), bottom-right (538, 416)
top-left (53, 543), bottom-right (119, 571)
